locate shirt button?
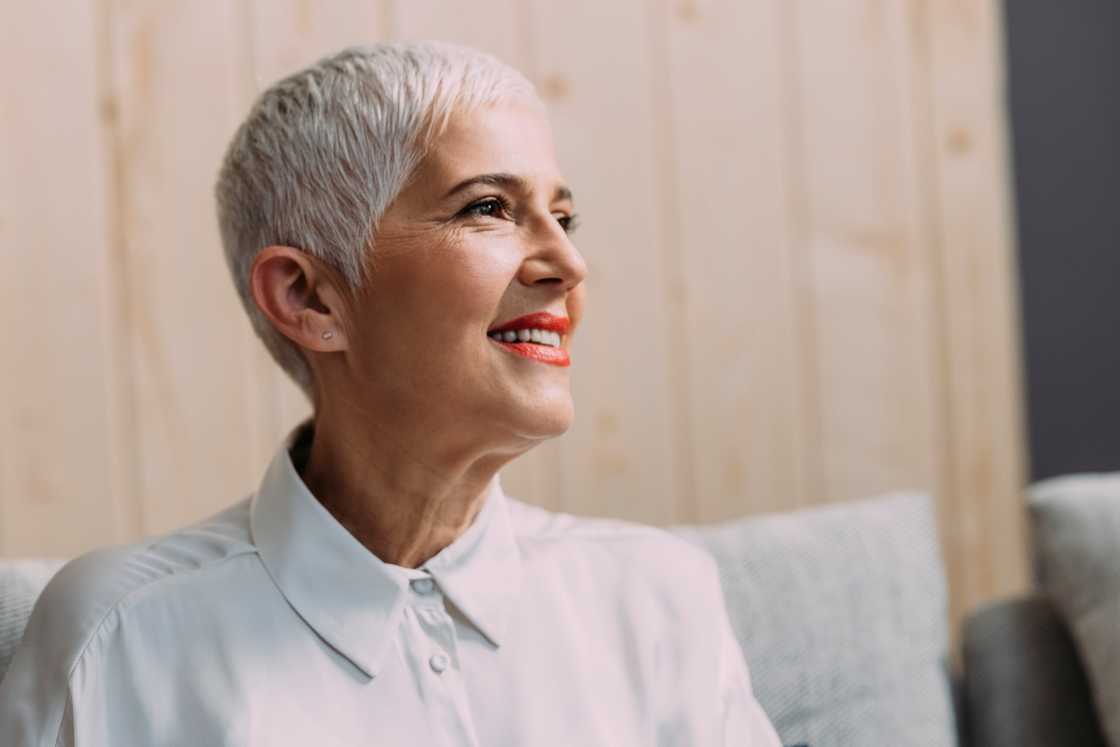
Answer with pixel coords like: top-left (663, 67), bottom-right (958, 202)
top-left (410, 577), bottom-right (435, 595)
top-left (429, 653), bottom-right (449, 674)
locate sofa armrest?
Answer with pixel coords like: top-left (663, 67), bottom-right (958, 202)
top-left (961, 594), bottom-right (1107, 747)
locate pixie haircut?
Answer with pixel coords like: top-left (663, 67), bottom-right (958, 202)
top-left (215, 41), bottom-right (541, 400)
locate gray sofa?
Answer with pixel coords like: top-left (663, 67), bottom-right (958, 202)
top-left (959, 593), bottom-right (1107, 746)
top-left (0, 490), bottom-right (1112, 746)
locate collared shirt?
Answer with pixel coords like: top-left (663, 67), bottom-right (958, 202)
top-left (0, 424), bottom-right (780, 746)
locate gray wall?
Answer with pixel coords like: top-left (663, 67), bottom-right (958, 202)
top-left (1004, 0), bottom-right (1120, 480)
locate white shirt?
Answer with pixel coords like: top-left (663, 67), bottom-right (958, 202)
top-left (0, 424), bottom-right (780, 746)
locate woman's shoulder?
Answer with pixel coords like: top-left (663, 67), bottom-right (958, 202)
top-left (22, 499), bottom-right (260, 671)
top-left (505, 497), bottom-right (721, 592)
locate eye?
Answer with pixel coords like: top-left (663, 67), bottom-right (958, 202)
top-left (460, 196), bottom-right (511, 220)
top-left (556, 213), bottom-right (581, 235)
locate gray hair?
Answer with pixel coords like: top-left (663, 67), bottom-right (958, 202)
top-left (215, 41), bottom-right (541, 400)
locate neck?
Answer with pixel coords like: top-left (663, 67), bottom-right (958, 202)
top-left (298, 404), bottom-right (523, 569)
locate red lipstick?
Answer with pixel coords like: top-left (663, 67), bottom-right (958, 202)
top-left (487, 312), bottom-right (571, 367)
top-left (487, 312), bottom-right (571, 335)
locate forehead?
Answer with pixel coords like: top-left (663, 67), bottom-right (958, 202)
top-left (411, 103), bottom-right (565, 193)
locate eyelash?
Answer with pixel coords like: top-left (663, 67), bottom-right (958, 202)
top-left (460, 197), bottom-right (581, 235)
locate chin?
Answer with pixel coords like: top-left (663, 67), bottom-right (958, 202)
top-left (511, 398), bottom-right (575, 441)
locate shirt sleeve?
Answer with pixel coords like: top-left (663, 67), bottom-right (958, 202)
top-left (716, 604), bottom-right (781, 747)
top-left (1, 591), bottom-right (167, 747)
top-left (0, 551), bottom-right (131, 747)
top-left (0, 591), bottom-right (76, 747)
top-left (651, 538), bottom-right (781, 747)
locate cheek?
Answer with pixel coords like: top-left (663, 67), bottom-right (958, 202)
top-left (440, 265), bottom-right (507, 319)
top-left (427, 241), bottom-right (522, 325)
top-left (360, 227), bottom-right (522, 350)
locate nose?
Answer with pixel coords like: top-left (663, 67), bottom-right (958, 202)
top-left (517, 216), bottom-right (588, 292)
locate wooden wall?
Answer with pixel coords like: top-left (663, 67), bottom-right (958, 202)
top-left (0, 0), bottom-right (1028, 628)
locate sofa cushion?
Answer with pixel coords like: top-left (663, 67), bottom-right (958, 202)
top-left (0, 558), bottom-right (67, 684)
top-left (962, 595), bottom-right (1109, 747)
top-left (1029, 473), bottom-right (1120, 746)
top-left (673, 492), bottom-right (957, 747)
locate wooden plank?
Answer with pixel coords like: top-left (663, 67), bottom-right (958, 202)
top-left (388, 0), bottom-right (565, 511)
top-left (524, 0), bottom-right (684, 525)
top-left (105, 0), bottom-right (259, 535)
top-left (246, 0), bottom-right (388, 91)
top-left (920, 0), bottom-right (1030, 615)
top-left (237, 1), bottom-right (387, 475)
top-left (389, 0), bottom-right (521, 64)
top-left (784, 0), bottom-right (944, 505)
top-left (0, 0), bottom-right (133, 556)
top-left (658, 0), bottom-right (811, 520)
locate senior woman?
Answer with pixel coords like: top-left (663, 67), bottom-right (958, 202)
top-left (0, 42), bottom-right (779, 746)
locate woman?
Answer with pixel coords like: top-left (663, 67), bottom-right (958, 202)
top-left (0, 42), bottom-right (779, 745)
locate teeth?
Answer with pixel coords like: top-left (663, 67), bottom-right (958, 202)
top-left (488, 328), bottom-right (562, 347)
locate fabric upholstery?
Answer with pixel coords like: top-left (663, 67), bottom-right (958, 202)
top-left (1029, 473), bottom-right (1120, 746)
top-left (0, 559), bottom-right (67, 683)
top-left (962, 594), bottom-right (1108, 747)
top-left (673, 492), bottom-right (958, 747)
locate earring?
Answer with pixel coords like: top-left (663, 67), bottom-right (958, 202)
top-left (321, 330), bottom-right (335, 341)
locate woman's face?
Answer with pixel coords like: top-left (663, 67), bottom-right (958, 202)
top-left (335, 102), bottom-right (587, 450)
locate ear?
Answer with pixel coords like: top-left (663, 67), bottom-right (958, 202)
top-left (249, 246), bottom-right (349, 353)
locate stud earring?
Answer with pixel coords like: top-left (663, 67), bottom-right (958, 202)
top-left (321, 330), bottom-right (335, 341)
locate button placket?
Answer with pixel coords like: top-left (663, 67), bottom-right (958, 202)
top-left (406, 573), bottom-right (459, 678)
top-left (420, 608), bottom-right (458, 676)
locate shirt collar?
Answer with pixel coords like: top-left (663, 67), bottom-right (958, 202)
top-left (249, 421), bottom-right (523, 679)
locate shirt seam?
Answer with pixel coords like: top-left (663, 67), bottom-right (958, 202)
top-left (62, 547), bottom-right (260, 685)
top-left (53, 688), bottom-right (72, 747)
top-left (516, 526), bottom-right (697, 550)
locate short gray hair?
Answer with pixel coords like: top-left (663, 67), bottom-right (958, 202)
top-left (215, 41), bottom-right (541, 400)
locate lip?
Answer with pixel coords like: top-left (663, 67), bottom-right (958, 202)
top-left (487, 311), bottom-right (571, 335)
top-left (488, 338), bottom-right (571, 367)
top-left (487, 311), bottom-right (571, 367)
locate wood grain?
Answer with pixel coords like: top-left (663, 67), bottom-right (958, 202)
top-left (920, 0), bottom-right (1030, 618)
top-left (0, 0), bottom-right (132, 555)
top-left (659, 0), bottom-right (811, 520)
top-left (103, 0), bottom-right (258, 536)
top-left (784, 0), bottom-right (945, 506)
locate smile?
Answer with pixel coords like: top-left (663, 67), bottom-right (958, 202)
top-left (486, 311), bottom-right (572, 367)
top-left (487, 332), bottom-right (570, 367)
top-left (488, 328), bottom-right (561, 347)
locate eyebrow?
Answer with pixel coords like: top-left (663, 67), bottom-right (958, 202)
top-left (443, 172), bottom-right (573, 203)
